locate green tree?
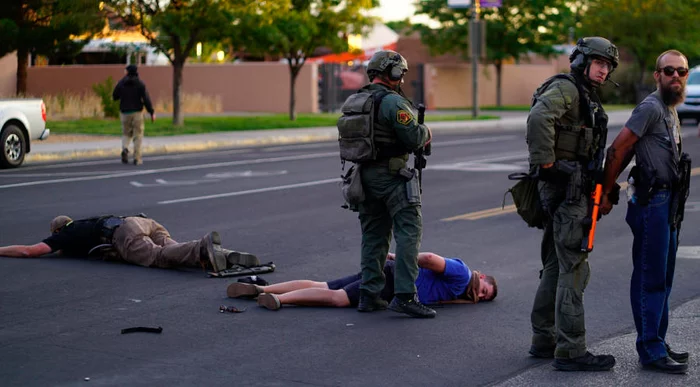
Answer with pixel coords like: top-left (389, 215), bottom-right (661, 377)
top-left (106, 0), bottom-right (254, 126)
top-left (0, 0), bottom-right (103, 96)
top-left (413, 0), bottom-right (573, 107)
top-left (580, 0), bottom-right (700, 101)
top-left (385, 19), bottom-right (412, 35)
top-left (238, 0), bottom-right (377, 120)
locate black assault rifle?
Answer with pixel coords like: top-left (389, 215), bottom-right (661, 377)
top-left (414, 104), bottom-right (431, 193)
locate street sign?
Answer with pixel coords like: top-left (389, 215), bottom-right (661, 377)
top-left (448, 0), bottom-right (501, 7)
top-left (480, 0), bottom-right (502, 7)
top-left (447, 0), bottom-right (471, 8)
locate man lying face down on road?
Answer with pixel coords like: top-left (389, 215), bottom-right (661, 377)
top-left (227, 252), bottom-right (497, 313)
top-left (0, 215), bottom-right (258, 272)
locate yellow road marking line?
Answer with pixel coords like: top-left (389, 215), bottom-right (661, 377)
top-left (443, 167), bottom-right (700, 222)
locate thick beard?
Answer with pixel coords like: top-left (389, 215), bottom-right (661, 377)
top-left (660, 81), bottom-right (686, 106)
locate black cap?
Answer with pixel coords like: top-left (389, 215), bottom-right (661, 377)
top-left (126, 64), bottom-right (138, 75)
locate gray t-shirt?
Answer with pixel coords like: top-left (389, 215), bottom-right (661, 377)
top-left (624, 91), bottom-right (681, 186)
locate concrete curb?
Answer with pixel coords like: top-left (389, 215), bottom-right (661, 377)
top-left (25, 110), bottom-right (633, 164)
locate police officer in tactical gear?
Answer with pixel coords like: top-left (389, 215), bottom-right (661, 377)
top-left (344, 50), bottom-right (435, 318)
top-left (526, 37), bottom-right (618, 371)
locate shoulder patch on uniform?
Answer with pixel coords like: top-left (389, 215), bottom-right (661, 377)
top-left (396, 109), bottom-right (413, 125)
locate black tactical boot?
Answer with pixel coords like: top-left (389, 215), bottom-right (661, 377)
top-left (199, 232), bottom-right (227, 273)
top-left (553, 352), bottom-right (616, 371)
top-left (388, 294), bottom-right (436, 318)
top-left (529, 345), bottom-right (555, 359)
top-left (121, 148), bottom-right (129, 164)
top-left (357, 290), bottom-right (388, 312)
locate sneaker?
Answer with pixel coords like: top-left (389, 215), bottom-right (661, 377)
top-left (388, 295), bottom-right (436, 318)
top-left (553, 352), bottom-right (616, 371)
top-left (529, 345), bottom-right (555, 359)
top-left (121, 149), bottom-right (128, 164)
top-left (222, 249), bottom-right (260, 268)
top-left (227, 282), bottom-right (263, 299)
top-left (357, 290), bottom-right (388, 312)
top-left (201, 232), bottom-right (227, 273)
top-left (133, 159), bottom-right (142, 166)
top-left (257, 293), bottom-right (281, 310)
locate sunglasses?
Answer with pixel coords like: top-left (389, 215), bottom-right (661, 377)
top-left (658, 66), bottom-right (689, 77)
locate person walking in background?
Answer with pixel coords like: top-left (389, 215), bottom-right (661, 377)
top-left (112, 64), bottom-right (155, 165)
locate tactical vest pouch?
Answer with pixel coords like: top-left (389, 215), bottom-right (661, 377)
top-left (337, 92), bottom-right (376, 162)
top-left (341, 164), bottom-right (364, 211)
top-left (337, 90), bottom-right (391, 162)
top-left (554, 126), bottom-right (595, 160)
top-left (505, 173), bottom-right (545, 229)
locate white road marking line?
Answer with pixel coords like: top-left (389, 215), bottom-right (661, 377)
top-left (677, 246), bottom-right (700, 259)
top-left (0, 152), bottom-right (337, 189)
top-left (158, 178), bottom-right (340, 205)
top-left (11, 148), bottom-right (254, 170)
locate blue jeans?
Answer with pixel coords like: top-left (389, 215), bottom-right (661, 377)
top-left (625, 190), bottom-right (678, 364)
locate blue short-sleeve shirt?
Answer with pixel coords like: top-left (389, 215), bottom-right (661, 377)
top-left (416, 258), bottom-right (472, 304)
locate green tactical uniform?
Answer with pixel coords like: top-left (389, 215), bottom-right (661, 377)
top-left (358, 83), bottom-right (430, 297)
top-left (527, 75), bottom-right (599, 359)
top-left (526, 37), bottom-right (618, 364)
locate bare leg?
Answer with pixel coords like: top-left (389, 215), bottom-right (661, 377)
top-left (276, 288), bottom-right (351, 307)
top-left (262, 280), bottom-right (328, 295)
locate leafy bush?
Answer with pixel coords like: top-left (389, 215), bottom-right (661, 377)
top-left (598, 62), bottom-right (654, 105)
top-left (91, 76), bottom-right (120, 118)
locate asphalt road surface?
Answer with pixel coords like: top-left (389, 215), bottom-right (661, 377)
top-left (2, 124), bottom-right (700, 386)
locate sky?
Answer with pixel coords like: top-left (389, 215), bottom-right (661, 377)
top-left (371, 0), bottom-right (418, 22)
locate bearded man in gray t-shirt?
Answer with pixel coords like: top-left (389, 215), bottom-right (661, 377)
top-left (599, 50), bottom-right (690, 374)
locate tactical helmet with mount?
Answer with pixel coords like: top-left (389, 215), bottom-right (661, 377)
top-left (569, 37), bottom-right (619, 77)
top-left (366, 50), bottom-right (408, 82)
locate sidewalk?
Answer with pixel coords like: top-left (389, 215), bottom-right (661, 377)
top-left (495, 297), bottom-right (700, 386)
top-left (25, 110), bottom-right (634, 164)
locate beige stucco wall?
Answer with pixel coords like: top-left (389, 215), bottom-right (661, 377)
top-left (0, 52), bottom-right (18, 97)
top-left (424, 62), bottom-right (562, 109)
top-left (26, 62), bottom-right (319, 113)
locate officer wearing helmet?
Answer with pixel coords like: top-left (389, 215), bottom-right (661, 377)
top-left (340, 50), bottom-right (434, 318)
top-left (525, 37), bottom-right (618, 371)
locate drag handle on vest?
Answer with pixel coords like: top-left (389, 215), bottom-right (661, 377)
top-left (414, 104), bottom-right (428, 193)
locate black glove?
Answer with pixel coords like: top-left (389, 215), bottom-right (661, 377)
top-left (607, 183), bottom-right (621, 205)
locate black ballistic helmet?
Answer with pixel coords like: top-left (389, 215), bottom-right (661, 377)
top-left (570, 37), bottom-right (619, 75)
top-left (366, 50), bottom-right (409, 81)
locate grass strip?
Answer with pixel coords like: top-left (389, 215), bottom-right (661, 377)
top-left (48, 113), bottom-right (498, 136)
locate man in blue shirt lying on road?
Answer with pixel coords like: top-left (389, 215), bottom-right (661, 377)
top-left (227, 252), bottom-right (497, 311)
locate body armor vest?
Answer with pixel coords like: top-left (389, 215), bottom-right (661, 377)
top-left (337, 87), bottom-right (402, 162)
top-left (531, 74), bottom-right (606, 162)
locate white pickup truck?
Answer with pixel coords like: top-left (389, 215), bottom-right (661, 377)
top-left (0, 99), bottom-right (50, 168)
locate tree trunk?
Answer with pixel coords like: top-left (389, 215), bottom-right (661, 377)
top-left (289, 66), bottom-right (300, 121)
top-left (172, 60), bottom-right (184, 126)
top-left (495, 61), bottom-right (503, 107)
top-left (16, 47), bottom-right (29, 96)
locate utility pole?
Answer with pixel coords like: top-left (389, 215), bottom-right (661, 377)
top-left (470, 0), bottom-right (480, 118)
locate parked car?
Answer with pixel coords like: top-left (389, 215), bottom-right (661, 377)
top-left (0, 99), bottom-right (50, 168)
top-left (677, 65), bottom-right (700, 124)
